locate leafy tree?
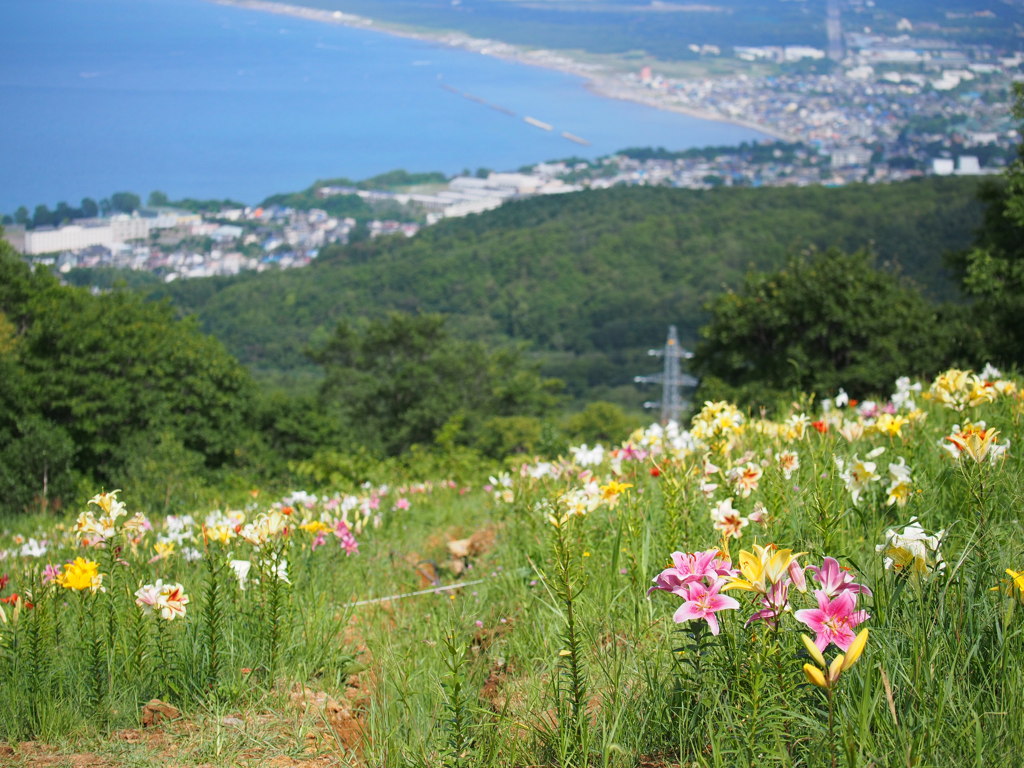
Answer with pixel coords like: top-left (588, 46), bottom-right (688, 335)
top-left (692, 249), bottom-right (953, 406)
top-left (947, 83), bottom-right (1024, 366)
top-left (0, 414), bottom-right (76, 516)
top-left (166, 196), bottom-right (245, 214)
top-left (80, 197), bottom-right (98, 218)
top-left (14, 207), bottom-right (29, 226)
top-left (32, 204), bottom-right (52, 228)
top-left (148, 190), bottom-right (170, 207)
top-left (54, 201), bottom-right (75, 224)
top-left (563, 401), bottom-right (635, 445)
top-left (109, 191), bottom-right (141, 214)
top-left (313, 312), bottom-right (561, 457)
top-left (356, 169), bottom-right (446, 189)
top-left (116, 430), bottom-right (207, 514)
top-left (0, 239), bottom-right (258, 513)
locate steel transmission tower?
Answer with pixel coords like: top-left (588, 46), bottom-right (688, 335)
top-left (634, 325), bottom-right (698, 424)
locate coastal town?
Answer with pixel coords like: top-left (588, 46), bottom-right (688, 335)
top-left (4, 7), bottom-right (1022, 279)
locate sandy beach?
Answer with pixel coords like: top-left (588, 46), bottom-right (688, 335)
top-left (206, 0), bottom-right (791, 143)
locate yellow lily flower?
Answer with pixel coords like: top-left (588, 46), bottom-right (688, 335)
top-left (991, 568), bottom-right (1024, 603)
top-left (726, 544), bottom-right (804, 593)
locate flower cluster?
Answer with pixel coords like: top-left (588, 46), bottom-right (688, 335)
top-left (795, 557), bottom-right (871, 652)
top-left (877, 518), bottom-right (945, 576)
top-left (75, 490), bottom-right (149, 547)
top-left (690, 400), bottom-right (745, 447)
top-left (925, 366), bottom-right (1017, 411)
top-left (546, 477), bottom-right (633, 527)
top-left (647, 549), bottom-right (739, 635)
top-left (239, 510), bottom-right (290, 546)
top-left (650, 546), bottom-right (872, 647)
top-left (835, 448), bottom-right (914, 507)
top-left (942, 422), bottom-right (1010, 464)
top-left (134, 580), bottom-right (190, 620)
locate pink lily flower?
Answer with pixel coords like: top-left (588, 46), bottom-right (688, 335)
top-left (334, 520), bottom-right (359, 556)
top-left (795, 589), bottom-right (870, 651)
top-left (789, 559), bottom-right (807, 592)
top-left (746, 579), bottom-right (791, 628)
top-left (648, 549), bottom-right (734, 597)
top-left (806, 557), bottom-right (873, 599)
top-left (673, 578), bottom-right (740, 635)
top-left (42, 564), bottom-right (62, 584)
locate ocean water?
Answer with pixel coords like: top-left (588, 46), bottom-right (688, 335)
top-left (0, 0), bottom-right (764, 213)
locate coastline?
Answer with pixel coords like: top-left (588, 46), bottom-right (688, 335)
top-left (205, 0), bottom-right (793, 144)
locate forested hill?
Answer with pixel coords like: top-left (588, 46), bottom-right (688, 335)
top-left (150, 177), bottom-right (985, 402)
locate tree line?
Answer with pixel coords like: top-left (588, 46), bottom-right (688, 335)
top-left (3, 191), bottom-right (247, 230)
top-left (149, 175), bottom-right (986, 407)
top-left (0, 239), bottom-right (568, 515)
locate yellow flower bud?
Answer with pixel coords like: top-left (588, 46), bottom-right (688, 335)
top-left (842, 628), bottom-right (869, 671)
top-left (828, 654), bottom-right (845, 685)
top-left (803, 663), bottom-right (828, 689)
top-left (801, 634), bottom-right (826, 668)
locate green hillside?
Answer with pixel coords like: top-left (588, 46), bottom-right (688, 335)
top-left (150, 177), bottom-right (984, 406)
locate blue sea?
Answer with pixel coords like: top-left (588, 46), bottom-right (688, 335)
top-left (0, 0), bottom-right (765, 213)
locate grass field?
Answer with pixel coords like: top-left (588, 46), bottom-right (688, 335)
top-left (1, 366), bottom-right (1023, 767)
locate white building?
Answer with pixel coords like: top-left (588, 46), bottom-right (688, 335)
top-left (110, 213), bottom-right (152, 242)
top-left (5, 222), bottom-right (113, 255)
top-left (2, 211), bottom-right (185, 255)
top-left (831, 146), bottom-right (873, 168)
top-left (956, 156), bottom-right (981, 175)
top-left (784, 46), bottom-right (825, 61)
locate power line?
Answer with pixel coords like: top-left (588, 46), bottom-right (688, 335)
top-left (634, 325), bottom-right (698, 425)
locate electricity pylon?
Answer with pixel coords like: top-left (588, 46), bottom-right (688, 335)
top-left (634, 325), bottom-right (698, 424)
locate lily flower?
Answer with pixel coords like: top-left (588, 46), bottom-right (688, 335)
top-left (877, 518), bottom-right (945, 576)
top-left (795, 590), bottom-right (869, 652)
top-left (836, 454), bottom-right (880, 505)
top-left (746, 579), bottom-right (792, 628)
top-left (775, 450), bottom-right (800, 479)
top-left (945, 423), bottom-right (1009, 464)
top-left (726, 544), bottom-right (805, 594)
top-left (991, 568), bottom-right (1024, 603)
top-left (806, 557), bottom-right (873, 599)
top-left (711, 498), bottom-right (748, 540)
top-left (673, 578), bottom-right (740, 635)
top-left (727, 462), bottom-right (763, 498)
top-left (885, 458), bottom-right (913, 507)
top-left (648, 549), bottom-right (733, 596)
top-left (56, 557), bottom-right (104, 593)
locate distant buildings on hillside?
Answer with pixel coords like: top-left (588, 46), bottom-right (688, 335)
top-left (4, 209), bottom-right (200, 256)
top-left (2, 144), bottom-right (1006, 283)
